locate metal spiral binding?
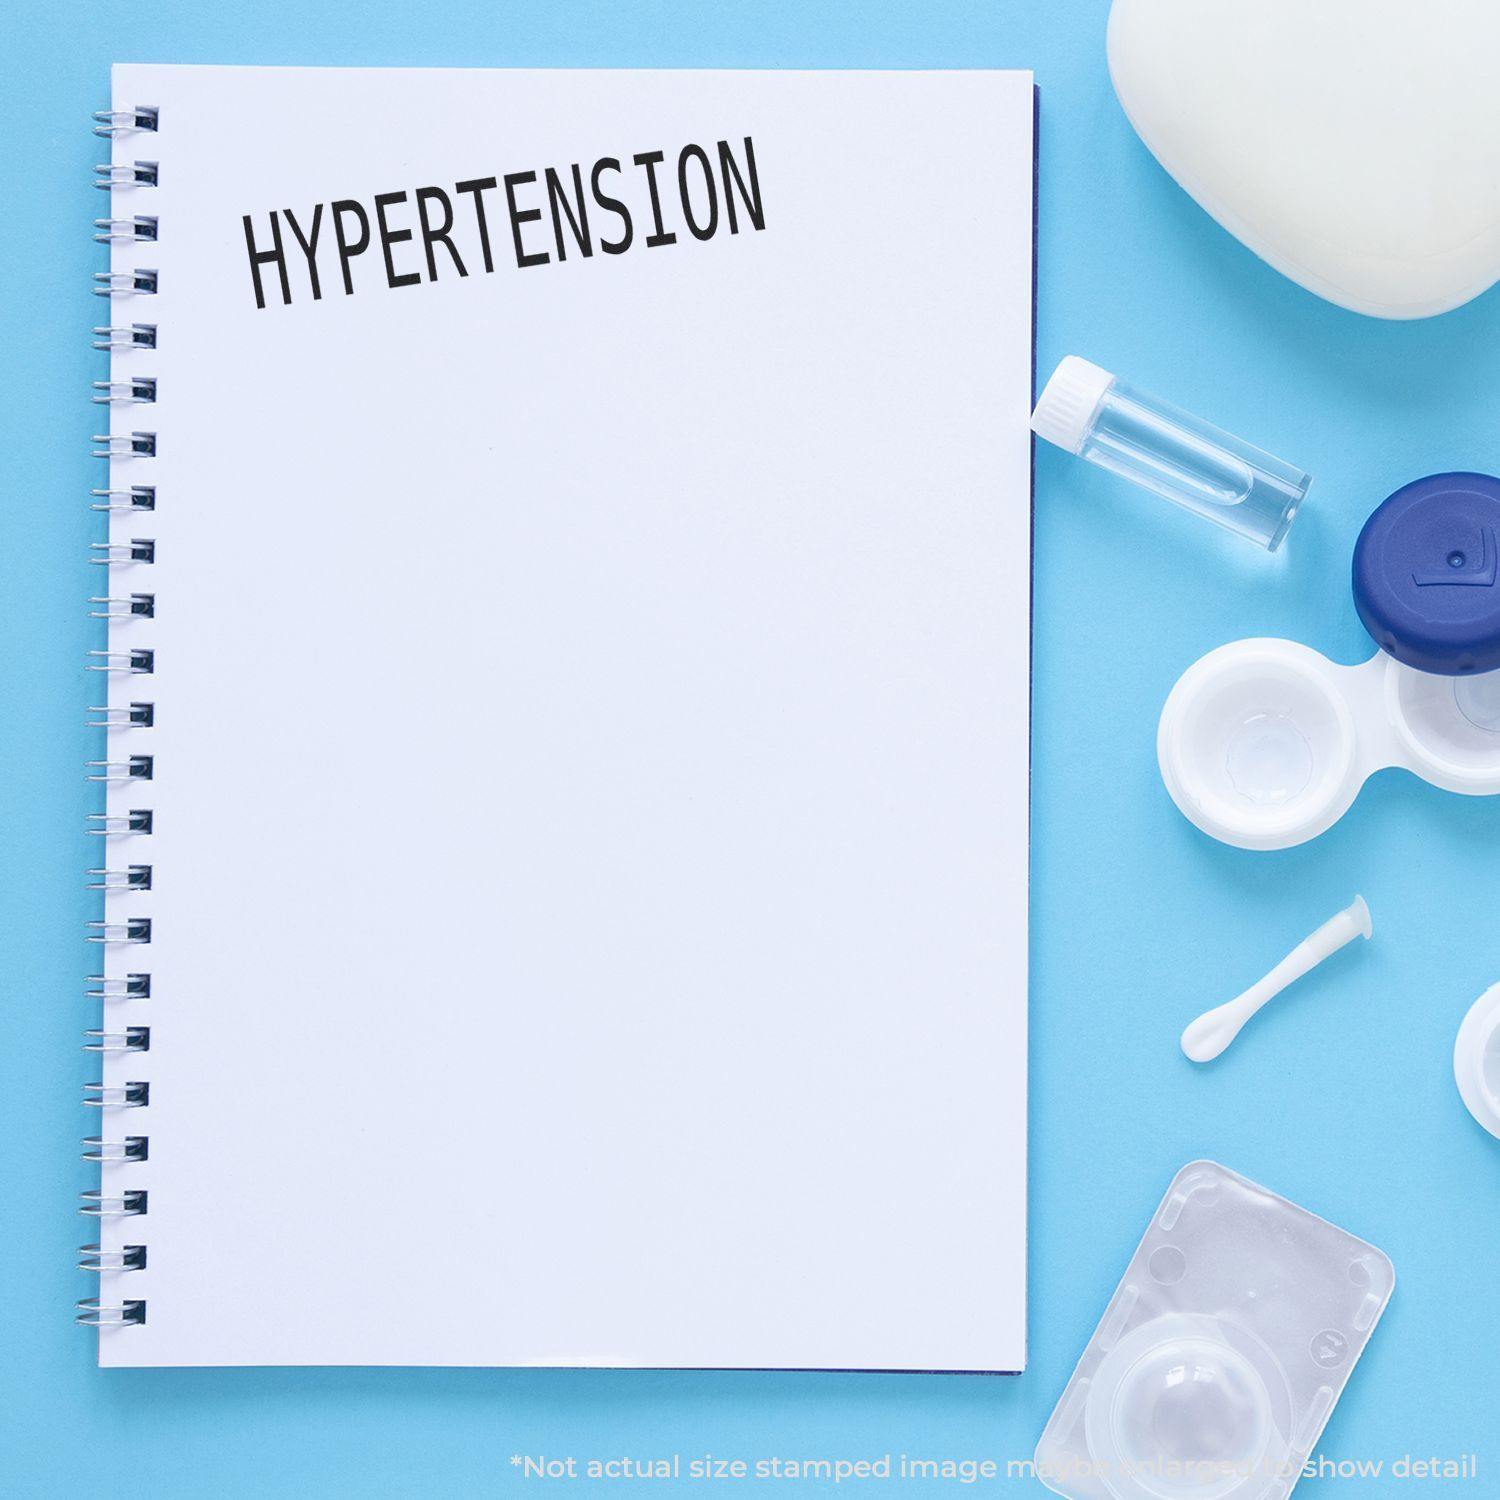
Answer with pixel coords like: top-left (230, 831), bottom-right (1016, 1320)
top-left (86, 813), bottom-right (154, 838)
top-left (94, 216), bottom-right (158, 245)
top-left (80, 1189), bottom-right (148, 1217)
top-left (88, 593), bottom-right (155, 618)
top-left (82, 1136), bottom-right (149, 1162)
top-left (86, 648), bottom-right (154, 674)
top-left (83, 1082), bottom-right (150, 1107)
top-left (85, 972), bottom-right (151, 998)
top-left (85, 757), bottom-right (154, 783)
top-left (92, 325), bottom-right (157, 350)
top-left (84, 1028), bottom-right (152, 1052)
top-left (86, 703), bottom-right (154, 727)
top-left (93, 269), bottom-right (159, 297)
top-left (76, 1301), bottom-right (146, 1327)
top-left (85, 918), bottom-right (152, 944)
top-left (87, 865), bottom-right (153, 889)
top-left (83, 102), bottom-right (158, 1332)
top-left (91, 379), bottom-right (157, 407)
top-left (91, 433), bottom-right (156, 459)
top-left (94, 162), bottom-right (159, 189)
top-left (90, 538), bottom-right (157, 562)
top-left (91, 487), bottom-right (156, 513)
top-left (93, 106), bottom-right (159, 136)
top-left (79, 1245), bottom-right (147, 1272)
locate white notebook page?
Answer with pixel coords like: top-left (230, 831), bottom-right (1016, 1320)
top-left (99, 64), bottom-right (1034, 1368)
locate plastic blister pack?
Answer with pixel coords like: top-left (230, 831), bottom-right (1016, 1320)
top-left (1036, 1162), bottom-right (1394, 1500)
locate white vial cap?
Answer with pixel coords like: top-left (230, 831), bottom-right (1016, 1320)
top-left (1031, 356), bottom-right (1116, 454)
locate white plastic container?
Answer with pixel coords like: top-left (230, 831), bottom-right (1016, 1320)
top-left (1159, 473), bottom-right (1500, 849)
top-left (1455, 984), bottom-right (1500, 1140)
top-left (1158, 640), bottom-right (1500, 851)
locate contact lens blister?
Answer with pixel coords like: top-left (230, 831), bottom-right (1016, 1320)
top-left (1035, 1162), bottom-right (1394, 1500)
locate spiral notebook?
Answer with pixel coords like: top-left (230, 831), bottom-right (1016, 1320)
top-left (86, 64), bottom-right (1036, 1370)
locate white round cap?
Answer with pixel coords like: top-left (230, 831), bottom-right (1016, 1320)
top-left (1454, 983), bottom-right (1500, 1140)
top-left (1031, 356), bottom-right (1115, 454)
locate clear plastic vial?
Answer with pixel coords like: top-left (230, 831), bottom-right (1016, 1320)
top-left (1031, 356), bottom-right (1309, 551)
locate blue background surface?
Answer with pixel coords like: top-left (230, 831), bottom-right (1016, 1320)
top-left (4, 0), bottom-right (1499, 1493)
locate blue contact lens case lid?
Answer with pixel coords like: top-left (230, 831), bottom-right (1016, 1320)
top-left (1353, 472), bottom-right (1500, 675)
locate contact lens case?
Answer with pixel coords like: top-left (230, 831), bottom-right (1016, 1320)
top-left (1159, 474), bottom-right (1500, 850)
top-left (1035, 1162), bottom-right (1394, 1500)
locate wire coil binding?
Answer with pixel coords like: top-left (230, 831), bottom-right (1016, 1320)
top-left (91, 433), bottom-right (157, 460)
top-left (91, 379), bottom-right (157, 407)
top-left (83, 1081), bottom-right (150, 1108)
top-left (93, 269), bottom-right (159, 296)
top-left (88, 593), bottom-right (156, 618)
top-left (82, 1136), bottom-right (149, 1162)
top-left (85, 757), bottom-right (154, 783)
top-left (87, 101), bottom-right (158, 1334)
top-left (79, 1244), bottom-right (148, 1272)
top-left (84, 1028), bottom-right (152, 1053)
top-left (91, 487), bottom-right (156, 512)
top-left (94, 161), bottom-right (159, 190)
top-left (86, 648), bottom-right (154, 674)
top-left (85, 972), bottom-right (152, 998)
top-left (80, 1190), bottom-right (149, 1218)
top-left (93, 106), bottom-right (159, 136)
top-left (87, 865), bottom-right (153, 890)
top-left (86, 703), bottom-right (154, 728)
top-left (92, 324), bottom-right (157, 350)
top-left (89, 538), bottom-right (156, 563)
top-left (85, 812), bottom-right (154, 838)
top-left (94, 216), bottom-right (158, 244)
top-left (76, 1300), bottom-right (146, 1327)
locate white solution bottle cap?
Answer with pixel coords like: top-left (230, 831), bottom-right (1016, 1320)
top-left (1030, 356), bottom-right (1115, 453)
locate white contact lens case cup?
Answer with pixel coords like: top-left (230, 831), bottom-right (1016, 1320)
top-left (1158, 639), bottom-right (1500, 851)
top-left (1455, 983), bottom-right (1500, 1141)
top-left (1035, 1162), bottom-right (1394, 1500)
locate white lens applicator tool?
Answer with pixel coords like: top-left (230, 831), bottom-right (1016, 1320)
top-left (1180, 896), bottom-right (1373, 1063)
